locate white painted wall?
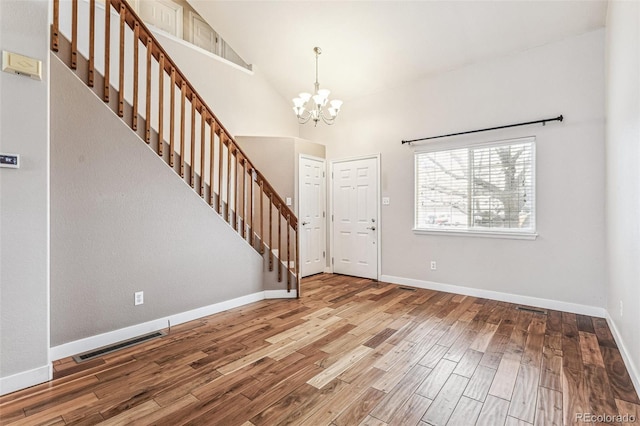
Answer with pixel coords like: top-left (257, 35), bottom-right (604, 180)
top-left (302, 29), bottom-right (606, 313)
top-left (152, 32), bottom-right (298, 139)
top-left (605, 0), bottom-right (640, 392)
top-left (0, 0), bottom-right (51, 395)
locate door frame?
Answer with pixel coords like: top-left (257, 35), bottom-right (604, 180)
top-left (329, 153), bottom-right (381, 280)
top-left (297, 154), bottom-right (327, 278)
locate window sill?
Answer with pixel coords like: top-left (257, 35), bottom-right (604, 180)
top-left (413, 228), bottom-right (538, 240)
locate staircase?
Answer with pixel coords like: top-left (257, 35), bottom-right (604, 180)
top-left (51, 0), bottom-right (299, 293)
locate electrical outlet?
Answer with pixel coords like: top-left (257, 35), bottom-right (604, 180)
top-left (430, 261), bottom-right (437, 271)
top-left (134, 291), bottom-right (144, 306)
top-left (620, 300), bottom-right (623, 317)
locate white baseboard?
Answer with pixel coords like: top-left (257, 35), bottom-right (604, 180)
top-left (379, 274), bottom-right (606, 318)
top-left (0, 364), bottom-right (52, 396)
top-left (50, 291), bottom-right (266, 361)
top-left (265, 289), bottom-right (298, 299)
top-left (605, 312), bottom-right (640, 399)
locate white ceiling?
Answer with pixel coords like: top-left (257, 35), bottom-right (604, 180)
top-left (189, 1), bottom-right (607, 104)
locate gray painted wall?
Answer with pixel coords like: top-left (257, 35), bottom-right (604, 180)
top-left (605, 0), bottom-right (640, 389)
top-left (0, 0), bottom-right (51, 391)
top-left (50, 55), bottom-right (264, 346)
top-left (302, 29), bottom-right (607, 310)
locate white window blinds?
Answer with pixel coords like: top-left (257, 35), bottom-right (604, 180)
top-left (415, 137), bottom-right (535, 235)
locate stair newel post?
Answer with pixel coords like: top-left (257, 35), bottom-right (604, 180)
top-left (179, 81), bottom-right (186, 178)
top-left (190, 96), bottom-right (196, 188)
top-left (144, 37), bottom-right (152, 143)
top-left (169, 67), bottom-right (176, 165)
top-left (209, 119), bottom-right (216, 208)
top-left (200, 109), bottom-right (206, 197)
top-left (88, 0), bottom-right (95, 86)
top-left (52, 0), bottom-right (59, 52)
top-left (132, 22), bottom-right (139, 130)
top-left (287, 213), bottom-right (291, 291)
top-left (157, 53), bottom-right (165, 156)
top-left (103, 0), bottom-right (110, 102)
top-left (71, 0), bottom-right (78, 69)
top-left (117, 4), bottom-right (125, 117)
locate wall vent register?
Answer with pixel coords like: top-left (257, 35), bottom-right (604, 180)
top-left (72, 331), bottom-right (166, 362)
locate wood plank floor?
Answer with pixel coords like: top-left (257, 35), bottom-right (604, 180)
top-left (1, 274), bottom-right (639, 425)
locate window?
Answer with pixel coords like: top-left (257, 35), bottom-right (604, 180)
top-left (415, 137), bottom-right (536, 239)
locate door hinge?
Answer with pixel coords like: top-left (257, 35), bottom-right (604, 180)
top-left (331, 257), bottom-right (334, 265)
top-left (323, 251), bottom-right (326, 258)
top-left (323, 171), bottom-right (325, 178)
top-left (331, 214), bottom-right (334, 222)
top-left (323, 211), bottom-right (325, 218)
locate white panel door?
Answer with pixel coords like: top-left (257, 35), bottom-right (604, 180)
top-left (299, 156), bottom-right (326, 277)
top-left (189, 12), bottom-right (217, 53)
top-left (332, 157), bottom-right (378, 279)
top-left (138, 0), bottom-right (183, 38)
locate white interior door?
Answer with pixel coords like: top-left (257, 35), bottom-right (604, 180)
top-left (299, 156), bottom-right (326, 277)
top-left (138, 0), bottom-right (184, 38)
top-left (189, 12), bottom-right (217, 53)
top-left (332, 156), bottom-right (379, 279)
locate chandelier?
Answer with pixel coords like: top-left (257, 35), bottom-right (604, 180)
top-left (292, 47), bottom-right (342, 126)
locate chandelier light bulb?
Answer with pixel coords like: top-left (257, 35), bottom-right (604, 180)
top-left (312, 94), bottom-right (324, 106)
top-left (317, 89), bottom-right (330, 99)
top-left (299, 92), bottom-right (312, 103)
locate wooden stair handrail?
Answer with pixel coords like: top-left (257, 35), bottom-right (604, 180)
top-left (51, 0), bottom-right (299, 293)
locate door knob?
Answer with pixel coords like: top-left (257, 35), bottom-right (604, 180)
top-left (367, 226), bottom-right (376, 231)
top-left (302, 221), bottom-right (309, 226)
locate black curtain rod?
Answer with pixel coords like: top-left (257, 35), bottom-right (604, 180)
top-left (401, 114), bottom-right (564, 145)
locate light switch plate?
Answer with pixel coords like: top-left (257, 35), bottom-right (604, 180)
top-left (2, 51), bottom-right (42, 80)
top-left (0, 153), bottom-right (20, 169)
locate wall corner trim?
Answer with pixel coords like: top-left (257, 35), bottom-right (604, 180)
top-left (605, 311), bottom-right (640, 399)
top-left (0, 364), bottom-right (52, 397)
top-left (379, 274), bottom-right (606, 318)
